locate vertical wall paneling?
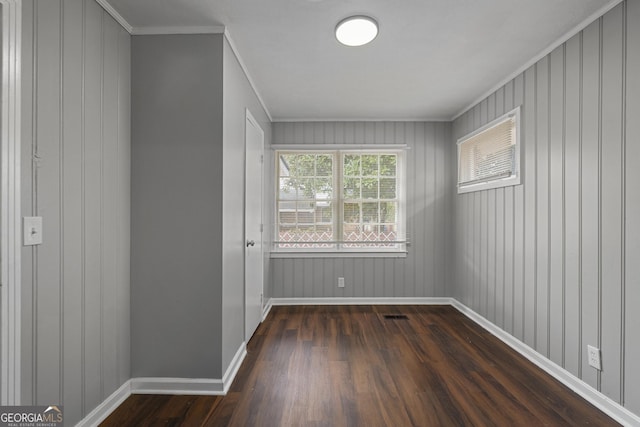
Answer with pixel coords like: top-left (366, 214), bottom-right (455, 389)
top-left (549, 44), bottom-right (565, 366)
top-left (451, 2), bottom-right (637, 411)
top-left (61, 0), bottom-right (83, 421)
top-left (564, 34), bottom-right (582, 378)
top-left (512, 75), bottom-right (526, 340)
top-left (271, 121), bottom-right (452, 299)
top-left (625, 0), bottom-right (640, 413)
top-left (523, 66), bottom-right (536, 348)
top-left (580, 18), bottom-right (601, 390)
top-left (21, 0), bottom-right (130, 424)
top-left (600, 3), bottom-right (624, 402)
top-left (34, 0), bottom-right (63, 404)
top-left (82, 0), bottom-right (104, 410)
top-left (536, 56), bottom-right (550, 358)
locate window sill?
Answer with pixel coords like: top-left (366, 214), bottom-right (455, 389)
top-left (270, 250), bottom-right (408, 259)
top-left (457, 175), bottom-right (521, 194)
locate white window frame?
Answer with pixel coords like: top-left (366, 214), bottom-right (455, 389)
top-left (457, 106), bottom-right (521, 194)
top-left (272, 146), bottom-right (407, 258)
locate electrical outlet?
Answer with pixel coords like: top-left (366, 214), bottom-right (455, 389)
top-left (338, 277), bottom-right (345, 288)
top-left (587, 345), bottom-right (602, 371)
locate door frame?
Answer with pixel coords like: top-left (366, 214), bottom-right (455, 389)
top-left (1, 0), bottom-right (23, 405)
top-left (244, 108), bottom-right (264, 342)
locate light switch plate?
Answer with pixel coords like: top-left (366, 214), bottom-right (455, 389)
top-left (23, 216), bottom-right (43, 245)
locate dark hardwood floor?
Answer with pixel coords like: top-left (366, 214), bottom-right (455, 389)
top-left (101, 305), bottom-right (618, 426)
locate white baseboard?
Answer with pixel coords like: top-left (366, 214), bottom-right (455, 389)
top-left (130, 343), bottom-right (247, 396)
top-left (222, 342), bottom-right (247, 394)
top-left (75, 343), bottom-right (247, 426)
top-left (262, 298), bottom-right (273, 321)
top-left (130, 377), bottom-right (226, 395)
top-left (75, 379), bottom-right (132, 427)
top-left (451, 300), bottom-right (640, 427)
top-left (271, 297), bottom-right (454, 306)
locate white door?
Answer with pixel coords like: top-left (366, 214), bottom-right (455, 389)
top-left (244, 110), bottom-right (264, 342)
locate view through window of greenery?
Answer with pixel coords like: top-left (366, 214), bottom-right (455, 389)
top-left (276, 150), bottom-right (403, 251)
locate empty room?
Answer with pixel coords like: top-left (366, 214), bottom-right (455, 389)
top-left (1, 0), bottom-right (639, 425)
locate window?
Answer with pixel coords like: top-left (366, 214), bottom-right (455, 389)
top-left (275, 149), bottom-right (406, 254)
top-left (457, 107), bottom-right (521, 193)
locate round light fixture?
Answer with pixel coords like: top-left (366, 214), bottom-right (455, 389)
top-left (335, 16), bottom-right (378, 47)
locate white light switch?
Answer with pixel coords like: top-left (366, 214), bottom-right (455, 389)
top-left (23, 216), bottom-right (43, 245)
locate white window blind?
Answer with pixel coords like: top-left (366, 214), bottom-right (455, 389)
top-left (457, 107), bottom-right (520, 192)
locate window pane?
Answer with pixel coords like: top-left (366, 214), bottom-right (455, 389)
top-left (316, 154), bottom-right (332, 176)
top-left (380, 202), bottom-right (396, 223)
top-left (343, 224), bottom-right (362, 242)
top-left (279, 177), bottom-right (298, 198)
top-left (344, 202), bottom-right (360, 223)
top-left (344, 177), bottom-right (361, 198)
top-left (362, 202), bottom-right (378, 223)
top-left (298, 155), bottom-right (315, 176)
top-left (344, 154), bottom-right (360, 176)
top-left (278, 204), bottom-right (296, 225)
top-left (315, 205), bottom-right (332, 223)
top-left (380, 155), bottom-right (396, 176)
top-left (315, 177), bottom-right (333, 199)
top-left (279, 154), bottom-right (297, 176)
top-left (361, 154), bottom-right (378, 176)
top-left (380, 178), bottom-right (396, 199)
top-left (361, 178), bottom-right (378, 199)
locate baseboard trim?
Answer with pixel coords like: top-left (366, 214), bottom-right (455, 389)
top-left (130, 377), bottom-right (225, 395)
top-left (262, 298), bottom-right (273, 321)
top-left (75, 379), bottom-right (132, 427)
top-left (129, 343), bottom-right (247, 396)
top-left (271, 297), bottom-right (454, 306)
top-left (451, 300), bottom-right (640, 427)
top-left (222, 342), bottom-right (247, 394)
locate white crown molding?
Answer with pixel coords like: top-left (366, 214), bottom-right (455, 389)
top-left (95, 0), bottom-right (133, 33)
top-left (131, 25), bottom-right (225, 35)
top-left (271, 297), bottom-right (454, 306)
top-left (223, 29), bottom-right (274, 122)
top-left (274, 117), bottom-right (450, 123)
top-left (1, 0), bottom-right (22, 406)
top-left (451, 0), bottom-right (624, 121)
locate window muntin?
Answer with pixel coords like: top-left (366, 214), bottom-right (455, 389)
top-left (275, 150), bottom-right (405, 252)
top-left (457, 107), bottom-right (521, 193)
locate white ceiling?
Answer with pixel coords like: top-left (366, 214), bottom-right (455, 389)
top-left (105, 0), bottom-right (617, 121)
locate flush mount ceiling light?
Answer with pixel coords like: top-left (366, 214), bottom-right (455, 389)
top-left (335, 16), bottom-right (378, 47)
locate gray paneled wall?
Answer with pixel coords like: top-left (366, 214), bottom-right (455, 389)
top-left (452, 1), bottom-right (640, 413)
top-left (131, 34), bottom-right (225, 379)
top-left (20, 0), bottom-right (131, 425)
top-left (270, 121), bottom-right (453, 298)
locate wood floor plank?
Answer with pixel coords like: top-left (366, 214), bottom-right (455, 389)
top-left (101, 306), bottom-right (619, 426)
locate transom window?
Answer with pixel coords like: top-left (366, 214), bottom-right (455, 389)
top-left (275, 149), bottom-right (406, 253)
